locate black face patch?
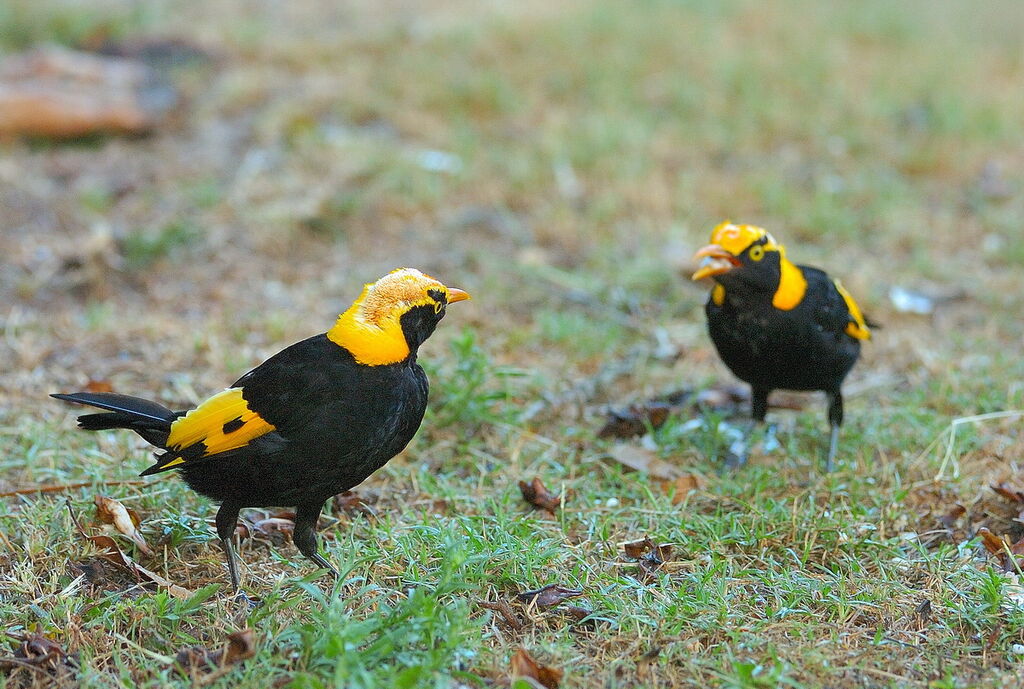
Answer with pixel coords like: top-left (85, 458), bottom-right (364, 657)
top-left (222, 417), bottom-right (245, 434)
top-left (427, 288), bottom-right (446, 305)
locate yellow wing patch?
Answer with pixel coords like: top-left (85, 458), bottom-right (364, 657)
top-left (833, 279), bottom-right (871, 340)
top-left (165, 387), bottom-right (276, 460)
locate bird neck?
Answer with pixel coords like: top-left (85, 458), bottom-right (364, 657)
top-left (326, 301), bottom-right (411, 366)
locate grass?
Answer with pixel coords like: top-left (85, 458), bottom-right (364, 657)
top-left (2, 0), bottom-right (1024, 687)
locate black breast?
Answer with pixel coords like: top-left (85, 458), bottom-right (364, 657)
top-left (706, 270), bottom-right (860, 394)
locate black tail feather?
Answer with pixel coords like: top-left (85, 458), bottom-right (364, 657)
top-left (51, 392), bottom-right (178, 447)
top-left (51, 392), bottom-right (176, 423)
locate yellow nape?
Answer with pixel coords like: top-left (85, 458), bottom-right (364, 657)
top-left (326, 268), bottom-right (451, 366)
top-left (772, 257), bottom-right (808, 310)
top-left (710, 221), bottom-right (781, 256)
top-left (833, 279), bottom-right (871, 340)
top-left (166, 387), bottom-right (276, 458)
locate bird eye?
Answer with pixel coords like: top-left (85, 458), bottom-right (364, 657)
top-left (434, 301), bottom-right (443, 314)
top-left (749, 245), bottom-right (764, 261)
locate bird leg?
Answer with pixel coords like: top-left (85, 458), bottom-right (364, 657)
top-left (825, 390), bottom-right (844, 472)
top-left (724, 387), bottom-right (772, 468)
top-left (215, 501), bottom-right (243, 594)
top-left (293, 501), bottom-right (339, 579)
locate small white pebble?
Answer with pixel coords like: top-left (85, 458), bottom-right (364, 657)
top-left (605, 497), bottom-right (620, 507)
top-left (1012, 644), bottom-right (1024, 655)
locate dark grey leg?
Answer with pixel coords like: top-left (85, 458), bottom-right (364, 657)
top-left (725, 387), bottom-right (771, 468)
top-left (293, 501), bottom-right (339, 578)
top-left (825, 390), bottom-right (844, 472)
top-left (215, 501), bottom-right (242, 592)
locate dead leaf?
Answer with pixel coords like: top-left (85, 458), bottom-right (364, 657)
top-left (623, 537), bottom-right (674, 582)
top-left (936, 504), bottom-right (965, 530)
top-left (977, 527), bottom-right (1024, 572)
top-left (0, 632), bottom-right (78, 680)
top-left (992, 483), bottom-right (1024, 503)
top-left (664, 474), bottom-right (702, 504)
top-left (251, 517), bottom-right (294, 545)
top-left (623, 537), bottom-right (656, 559)
top-left (519, 477), bottom-right (564, 512)
top-left (511, 648), bottom-right (562, 689)
top-left (332, 490), bottom-right (378, 518)
top-left (607, 444), bottom-right (682, 480)
top-left (84, 379), bottom-right (113, 393)
top-left (516, 585), bottom-right (583, 609)
top-left (598, 403), bottom-right (672, 439)
top-left (94, 495), bottom-right (153, 556)
top-left (915, 599), bottom-right (932, 624)
top-left (479, 600), bottom-right (524, 631)
top-left (68, 500), bottom-right (191, 598)
top-left (176, 629), bottom-right (256, 679)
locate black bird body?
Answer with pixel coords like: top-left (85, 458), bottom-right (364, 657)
top-left (53, 268), bottom-right (469, 590)
top-left (692, 223), bottom-right (870, 468)
top-left (178, 334), bottom-right (428, 508)
top-left (706, 265), bottom-right (860, 397)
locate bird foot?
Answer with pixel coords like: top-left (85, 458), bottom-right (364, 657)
top-left (760, 424), bottom-right (781, 453)
top-left (231, 589), bottom-right (263, 610)
top-left (723, 437), bottom-right (748, 469)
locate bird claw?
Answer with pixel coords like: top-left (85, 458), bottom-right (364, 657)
top-left (761, 424), bottom-right (781, 453)
top-left (723, 437), bottom-right (748, 469)
top-left (231, 589), bottom-right (263, 610)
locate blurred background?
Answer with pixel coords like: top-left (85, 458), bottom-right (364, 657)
top-left (2, 0), bottom-right (1021, 404)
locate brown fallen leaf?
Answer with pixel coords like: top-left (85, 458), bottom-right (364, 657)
top-left (936, 504), bottom-right (965, 530)
top-left (992, 483), bottom-right (1024, 504)
top-left (479, 600), bottom-right (524, 631)
top-left (176, 629), bottom-right (256, 679)
top-left (598, 403), bottom-right (672, 439)
top-left (68, 500), bottom-right (191, 598)
top-left (0, 632), bottom-right (78, 680)
top-left (516, 584), bottom-right (584, 609)
top-left (511, 648), bottom-right (562, 689)
top-left (251, 517), bottom-right (295, 546)
top-left (332, 490), bottom-right (378, 518)
top-left (84, 379), bottom-right (114, 393)
top-left (623, 537), bottom-right (674, 582)
top-left (623, 537), bottom-right (656, 559)
top-left (519, 477), bottom-right (564, 512)
top-left (664, 474), bottom-right (703, 504)
top-left (606, 443), bottom-right (682, 480)
top-left (977, 527), bottom-right (1024, 572)
top-left (94, 495), bottom-right (153, 556)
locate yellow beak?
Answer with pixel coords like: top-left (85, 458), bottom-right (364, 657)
top-left (691, 244), bottom-right (740, 281)
top-left (446, 287), bottom-right (471, 303)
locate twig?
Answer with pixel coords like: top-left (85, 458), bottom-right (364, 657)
top-left (0, 479), bottom-right (148, 498)
top-left (920, 410), bottom-right (1024, 480)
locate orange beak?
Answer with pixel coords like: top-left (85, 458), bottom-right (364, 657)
top-left (691, 244), bottom-right (741, 281)
top-left (446, 287), bottom-right (471, 303)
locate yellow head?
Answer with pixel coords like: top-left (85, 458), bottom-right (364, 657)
top-left (691, 222), bottom-right (785, 281)
top-left (328, 268), bottom-right (470, 365)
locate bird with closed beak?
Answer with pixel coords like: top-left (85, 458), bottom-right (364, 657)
top-left (692, 222), bottom-right (872, 470)
top-left (53, 268), bottom-right (470, 592)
